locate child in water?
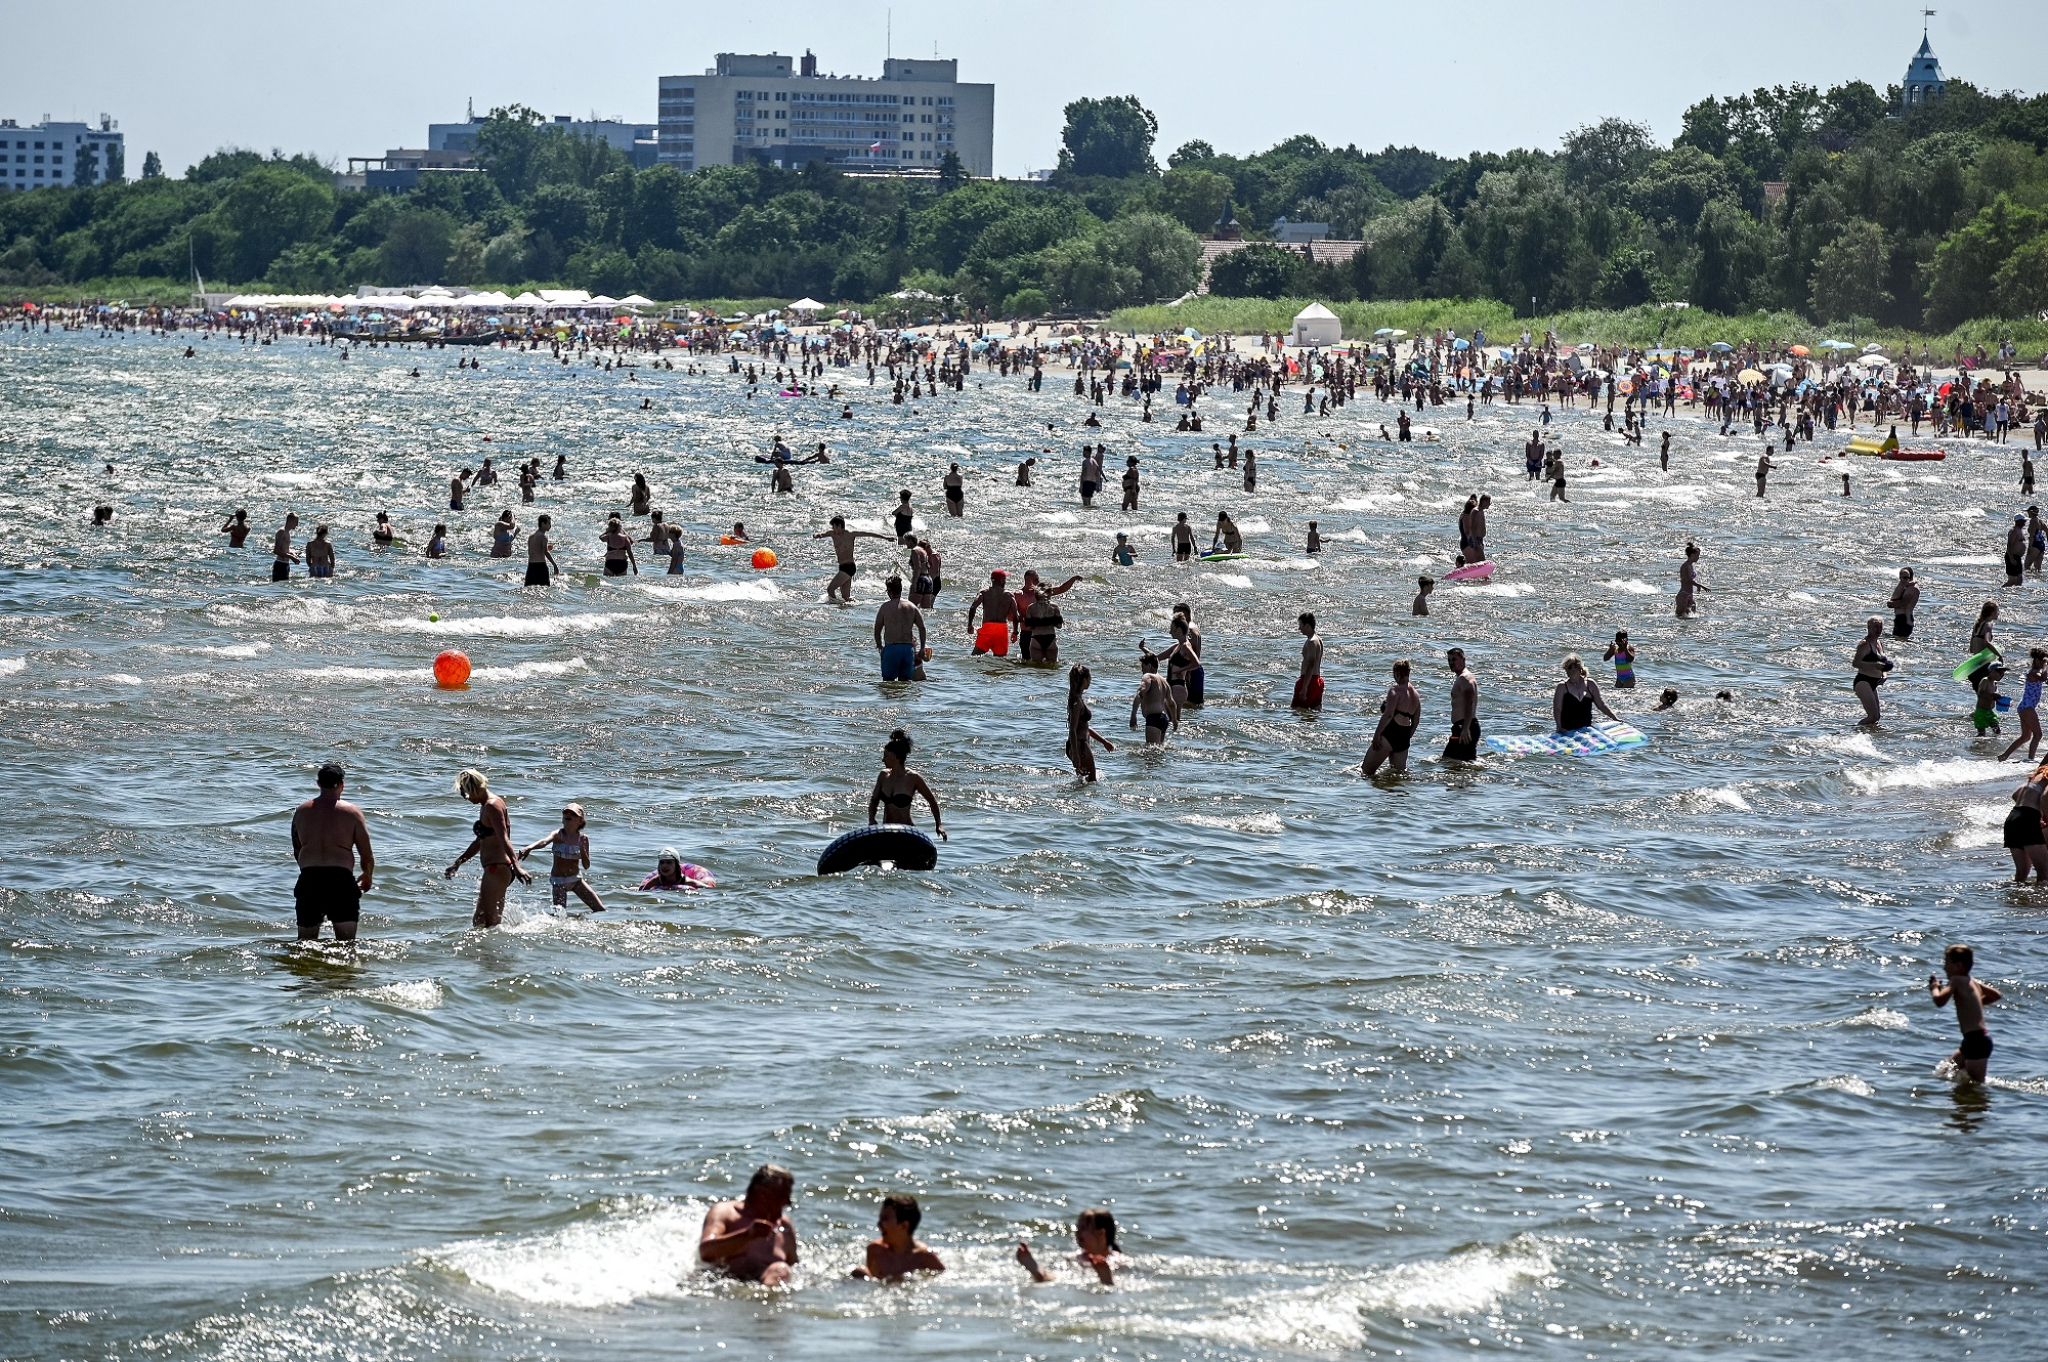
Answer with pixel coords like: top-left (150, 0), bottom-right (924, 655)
top-left (1929, 943), bottom-right (2002, 1082)
top-left (521, 803), bottom-right (605, 913)
top-left (1017, 1208), bottom-right (1120, 1285)
top-left (1603, 631), bottom-right (1636, 689)
top-left (1111, 532), bottom-right (1135, 566)
top-left (1975, 665), bottom-right (2007, 736)
top-left (2000, 648), bottom-right (2047, 762)
top-left (1412, 577), bottom-right (1433, 616)
top-left (849, 1194), bottom-right (946, 1280)
top-left (1305, 520), bottom-right (1322, 554)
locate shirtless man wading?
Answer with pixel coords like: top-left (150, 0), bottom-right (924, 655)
top-left (1443, 648), bottom-right (1482, 760)
top-left (290, 763), bottom-right (374, 941)
top-left (813, 516), bottom-right (891, 603)
top-left (967, 569), bottom-right (1020, 656)
top-left (699, 1164), bottom-right (800, 1285)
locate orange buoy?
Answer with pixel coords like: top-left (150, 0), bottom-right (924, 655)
top-left (433, 649), bottom-right (471, 687)
top-left (752, 547), bottom-right (778, 570)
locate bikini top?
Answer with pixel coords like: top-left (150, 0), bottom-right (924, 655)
top-left (884, 791), bottom-right (912, 808)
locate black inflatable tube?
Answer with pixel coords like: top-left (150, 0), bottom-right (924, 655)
top-left (816, 825), bottom-right (939, 875)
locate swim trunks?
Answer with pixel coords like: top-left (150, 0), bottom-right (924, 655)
top-left (1144, 710), bottom-right (1170, 732)
top-left (1292, 675), bottom-right (1325, 710)
top-left (1442, 721), bottom-right (1483, 762)
top-left (2003, 806), bottom-right (2043, 849)
top-left (294, 866), bottom-right (361, 933)
top-left (1973, 706), bottom-right (1997, 732)
top-left (271, 561), bottom-right (290, 582)
top-left (1185, 665), bottom-right (1205, 704)
top-left (880, 643), bottom-right (917, 681)
top-left (1894, 613), bottom-right (1913, 639)
top-left (1960, 1029), bottom-right (1994, 1061)
top-left (525, 562), bottom-right (550, 587)
top-left (1080, 480), bottom-right (1100, 500)
top-left (839, 562), bottom-right (858, 577)
top-left (603, 559), bottom-right (628, 576)
top-left (309, 563), bottom-right (333, 578)
top-left (973, 621), bottom-right (1011, 656)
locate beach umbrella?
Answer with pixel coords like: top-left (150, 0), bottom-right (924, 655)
top-left (1819, 339), bottom-right (1855, 351)
top-left (1862, 342), bottom-right (1885, 353)
top-left (619, 294), bottom-right (654, 308)
top-left (1372, 327), bottom-right (1395, 337)
top-left (1386, 329), bottom-right (1408, 338)
top-left (1736, 367), bottom-right (1764, 382)
top-left (1708, 341), bottom-right (1735, 353)
top-left (1788, 344), bottom-right (1810, 357)
top-left (1452, 338), bottom-right (1470, 350)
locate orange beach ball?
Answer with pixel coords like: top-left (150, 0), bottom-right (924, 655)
top-left (433, 649), bottom-right (471, 687)
top-left (751, 548), bottom-right (778, 570)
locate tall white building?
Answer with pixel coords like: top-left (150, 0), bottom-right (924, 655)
top-left (0, 115), bottom-right (124, 191)
top-left (658, 51), bottom-right (992, 176)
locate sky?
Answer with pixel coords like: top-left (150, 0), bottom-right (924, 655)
top-left (9, 1), bottom-right (2045, 179)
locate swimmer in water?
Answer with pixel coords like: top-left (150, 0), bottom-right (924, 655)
top-left (1675, 541), bottom-right (1705, 618)
top-left (445, 769), bottom-right (529, 929)
top-left (641, 848), bottom-right (715, 890)
top-left (372, 511), bottom-right (394, 546)
top-left (222, 508), bottom-right (251, 547)
top-left (967, 570), bottom-right (1018, 656)
top-left (2001, 648), bottom-right (2047, 761)
top-left (1306, 520), bottom-right (1322, 554)
top-left (525, 515), bottom-right (559, 587)
top-left (698, 1164), bottom-right (799, 1285)
top-left (1888, 567), bottom-right (1919, 640)
top-left (1652, 687), bottom-right (1679, 711)
top-left (1171, 513), bottom-right (1197, 562)
top-left (1111, 532), bottom-right (1135, 566)
top-left (1552, 654), bottom-right (1618, 733)
top-left (271, 513), bottom-right (300, 581)
top-left (867, 728), bottom-right (946, 839)
top-left (814, 516), bottom-right (890, 603)
top-left (304, 525), bottom-right (335, 578)
top-left (1362, 659), bottom-right (1420, 777)
top-left (873, 576), bottom-right (927, 682)
top-left (1928, 943), bottom-right (2002, 1081)
top-left (850, 1193), bottom-right (946, 1280)
top-left (290, 762), bottom-right (374, 943)
top-left (1210, 512), bottom-right (1244, 555)
top-left (1412, 577), bottom-right (1433, 616)
top-left (1443, 647), bottom-right (1481, 760)
top-left (1065, 665), bottom-right (1115, 782)
top-left (1603, 631), bottom-right (1636, 689)
top-left (1130, 653), bottom-right (1179, 745)
top-left (1017, 1208), bottom-right (1121, 1286)
top-left (600, 517), bottom-right (638, 576)
top-left (1292, 612), bottom-right (1324, 711)
top-left (1853, 616), bottom-right (1891, 725)
top-left (520, 803), bottom-right (605, 913)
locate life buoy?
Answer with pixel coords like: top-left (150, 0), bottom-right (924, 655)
top-left (816, 825), bottom-right (939, 875)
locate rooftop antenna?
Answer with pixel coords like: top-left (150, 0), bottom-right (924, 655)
top-left (887, 8), bottom-right (892, 58)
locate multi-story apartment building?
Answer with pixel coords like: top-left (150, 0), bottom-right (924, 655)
top-left (658, 50), bottom-right (992, 176)
top-left (0, 115), bottom-right (124, 191)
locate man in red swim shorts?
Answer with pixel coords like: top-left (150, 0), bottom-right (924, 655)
top-left (967, 569), bottom-right (1018, 656)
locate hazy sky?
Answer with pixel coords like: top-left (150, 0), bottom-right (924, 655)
top-left (10, 1), bottom-right (2044, 178)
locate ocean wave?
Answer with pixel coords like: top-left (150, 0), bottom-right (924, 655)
top-left (1331, 493), bottom-right (1406, 511)
top-left (1210, 573), bottom-right (1253, 588)
top-left (377, 612), bottom-right (645, 637)
top-left (1179, 812), bottom-right (1285, 834)
top-left (428, 1198), bottom-right (703, 1308)
top-left (1601, 578), bottom-right (1658, 595)
top-left (1844, 1007), bottom-right (1910, 1030)
top-left (644, 579), bottom-right (784, 603)
top-left (211, 598), bottom-right (358, 625)
top-left (0, 657), bottom-right (25, 676)
top-left (1845, 758), bottom-right (2009, 794)
top-left (1464, 581), bottom-right (1535, 597)
top-left (288, 658), bottom-right (587, 684)
top-left (347, 979), bottom-right (444, 1010)
top-left (1813, 1074), bottom-right (1876, 1097)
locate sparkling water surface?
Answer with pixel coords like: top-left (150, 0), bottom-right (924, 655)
top-left (1, 328), bottom-right (2044, 1360)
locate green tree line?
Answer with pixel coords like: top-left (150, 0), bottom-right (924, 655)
top-left (3, 81), bottom-right (2047, 330)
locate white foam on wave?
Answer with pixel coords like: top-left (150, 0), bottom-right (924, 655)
top-left (260, 471), bottom-right (321, 486)
top-left (1923, 554), bottom-right (1999, 565)
top-left (1237, 519), bottom-right (1271, 533)
top-left (1954, 801), bottom-right (2009, 849)
top-left (377, 612), bottom-right (645, 638)
top-left (348, 979), bottom-right (444, 1010)
top-left (107, 673), bottom-right (144, 685)
top-left (1179, 812), bottom-right (1285, 834)
top-left (0, 657), bottom-right (26, 676)
top-left (289, 658), bottom-right (587, 684)
top-left (1815, 1074), bottom-right (1876, 1097)
top-left (1601, 578), bottom-right (1658, 595)
top-left (472, 659), bottom-right (588, 681)
top-left (1845, 758), bottom-right (2009, 794)
top-left (1333, 493), bottom-right (1406, 511)
top-left (1036, 510), bottom-right (1079, 524)
top-left (1211, 573), bottom-right (1253, 588)
top-left (212, 598), bottom-right (357, 626)
top-left (1845, 1007), bottom-right (1911, 1030)
top-left (428, 1198), bottom-right (703, 1308)
top-left (1127, 1242), bottom-right (1553, 1352)
top-left (1813, 732), bottom-right (1885, 760)
top-left (1465, 581), bottom-right (1535, 597)
top-left (644, 579), bottom-right (784, 603)
top-left (1695, 785), bottom-right (1752, 811)
top-left (189, 642), bottom-right (272, 659)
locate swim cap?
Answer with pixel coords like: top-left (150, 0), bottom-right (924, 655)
top-left (990, 569), bottom-right (1007, 579)
top-left (659, 847), bottom-right (680, 864)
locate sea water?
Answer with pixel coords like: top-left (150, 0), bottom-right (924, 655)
top-left (1, 329), bottom-right (2043, 1360)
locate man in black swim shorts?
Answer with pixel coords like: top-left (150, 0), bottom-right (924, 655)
top-left (290, 762), bottom-right (375, 941)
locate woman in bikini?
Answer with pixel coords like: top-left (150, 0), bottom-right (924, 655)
top-left (1853, 616), bottom-right (1893, 726)
top-left (1065, 666), bottom-right (1115, 781)
top-left (600, 517), bottom-right (638, 576)
top-left (445, 768), bottom-right (530, 928)
top-left (866, 729), bottom-right (946, 839)
top-left (1675, 541), bottom-right (1705, 618)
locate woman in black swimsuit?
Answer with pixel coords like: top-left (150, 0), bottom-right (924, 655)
top-left (1065, 666), bottom-right (1115, 782)
top-left (1552, 654), bottom-right (1618, 733)
top-left (1853, 615), bottom-right (1891, 725)
top-left (866, 729), bottom-right (946, 838)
